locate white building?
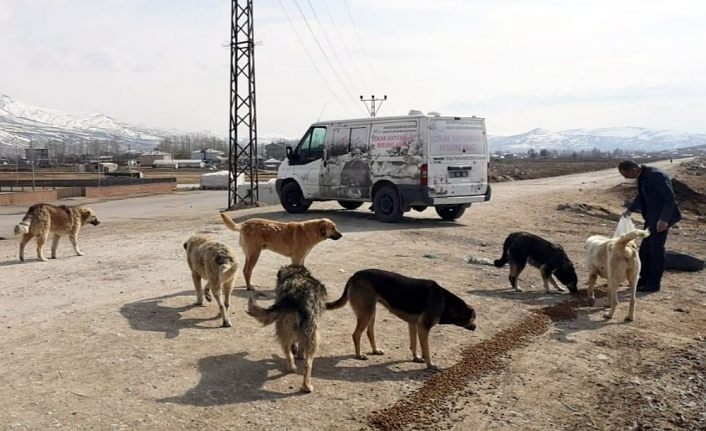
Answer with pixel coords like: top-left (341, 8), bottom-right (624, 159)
top-left (191, 149), bottom-right (224, 163)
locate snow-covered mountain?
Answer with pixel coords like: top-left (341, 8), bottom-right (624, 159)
top-left (0, 93), bottom-right (167, 155)
top-left (3, 92), bottom-right (705, 157)
top-left (488, 127), bottom-right (706, 154)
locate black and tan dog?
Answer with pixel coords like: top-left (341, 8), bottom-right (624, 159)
top-left (247, 265), bottom-right (327, 393)
top-left (326, 269), bottom-right (476, 371)
top-left (494, 232), bottom-right (578, 293)
top-left (220, 213), bottom-right (342, 290)
top-left (14, 203), bottom-right (100, 262)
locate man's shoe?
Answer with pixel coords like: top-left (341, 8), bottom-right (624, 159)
top-left (637, 285), bottom-right (659, 293)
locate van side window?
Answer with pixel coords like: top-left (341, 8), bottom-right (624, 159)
top-left (294, 126), bottom-right (326, 164)
top-left (332, 128), bottom-right (350, 157)
top-left (350, 127), bottom-right (369, 154)
top-left (309, 127), bottom-right (326, 161)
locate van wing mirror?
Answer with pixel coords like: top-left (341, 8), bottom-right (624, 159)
top-left (286, 146), bottom-right (293, 161)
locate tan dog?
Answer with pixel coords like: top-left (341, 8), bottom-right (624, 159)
top-left (248, 265), bottom-right (327, 393)
top-left (183, 235), bottom-right (238, 327)
top-left (585, 229), bottom-right (650, 321)
top-left (14, 203), bottom-right (100, 262)
top-left (220, 213), bottom-right (342, 290)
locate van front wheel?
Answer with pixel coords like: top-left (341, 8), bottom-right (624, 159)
top-left (280, 182), bottom-right (311, 213)
top-left (373, 186), bottom-right (403, 223)
top-left (435, 205), bottom-right (467, 221)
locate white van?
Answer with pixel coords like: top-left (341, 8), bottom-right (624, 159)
top-left (276, 112), bottom-right (491, 222)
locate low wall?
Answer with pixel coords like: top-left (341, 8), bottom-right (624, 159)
top-left (0, 182), bottom-right (176, 206)
top-left (0, 189), bottom-right (58, 206)
top-left (84, 181), bottom-right (176, 198)
top-left (236, 181), bottom-right (279, 205)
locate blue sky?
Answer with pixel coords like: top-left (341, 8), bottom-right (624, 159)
top-left (1, 0), bottom-right (705, 137)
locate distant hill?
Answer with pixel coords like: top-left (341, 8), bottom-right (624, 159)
top-left (488, 127), bottom-right (706, 154)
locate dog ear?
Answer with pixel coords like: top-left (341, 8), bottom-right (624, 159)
top-left (79, 208), bottom-right (90, 221)
top-left (319, 221), bottom-right (328, 237)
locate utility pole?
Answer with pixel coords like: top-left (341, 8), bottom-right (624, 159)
top-left (360, 94), bottom-right (387, 117)
top-left (228, 0), bottom-right (259, 209)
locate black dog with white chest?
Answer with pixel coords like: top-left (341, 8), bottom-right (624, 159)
top-left (494, 232), bottom-right (578, 293)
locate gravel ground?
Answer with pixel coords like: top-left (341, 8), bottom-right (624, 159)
top-left (0, 159), bottom-right (703, 430)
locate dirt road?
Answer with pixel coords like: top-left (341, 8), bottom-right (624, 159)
top-left (0, 160), bottom-right (703, 430)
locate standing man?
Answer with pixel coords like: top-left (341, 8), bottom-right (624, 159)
top-left (618, 160), bottom-right (682, 292)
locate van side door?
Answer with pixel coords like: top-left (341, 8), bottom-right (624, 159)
top-left (289, 126), bottom-right (326, 198)
top-left (322, 125), bottom-right (371, 200)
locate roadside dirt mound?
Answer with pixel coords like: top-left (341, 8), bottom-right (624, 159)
top-left (672, 178), bottom-right (706, 215)
top-left (608, 178), bottom-right (706, 216)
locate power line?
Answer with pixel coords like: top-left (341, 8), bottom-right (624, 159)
top-left (319, 0), bottom-right (371, 92)
top-left (305, 0), bottom-right (364, 100)
top-left (343, 0), bottom-right (383, 93)
top-left (276, 0), bottom-right (354, 115)
top-left (291, 0), bottom-right (364, 114)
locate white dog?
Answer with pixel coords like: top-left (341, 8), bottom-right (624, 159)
top-left (585, 229), bottom-right (650, 321)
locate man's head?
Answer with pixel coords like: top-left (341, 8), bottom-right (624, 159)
top-left (618, 160), bottom-right (641, 179)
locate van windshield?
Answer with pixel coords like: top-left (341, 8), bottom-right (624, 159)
top-left (429, 118), bottom-right (485, 155)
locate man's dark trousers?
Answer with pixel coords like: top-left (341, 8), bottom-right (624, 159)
top-left (638, 226), bottom-right (668, 291)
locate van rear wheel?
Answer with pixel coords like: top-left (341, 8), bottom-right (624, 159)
top-left (338, 200), bottom-right (363, 210)
top-left (280, 182), bottom-right (311, 213)
top-left (373, 186), bottom-right (403, 223)
top-left (435, 205), bottom-right (466, 221)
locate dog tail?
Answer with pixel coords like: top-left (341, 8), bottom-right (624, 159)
top-left (247, 293), bottom-right (282, 325)
top-left (326, 279), bottom-right (351, 310)
top-left (247, 293), bottom-right (302, 326)
top-left (218, 263), bottom-right (237, 285)
top-left (493, 238), bottom-right (510, 267)
top-left (14, 206), bottom-right (35, 235)
top-left (220, 212), bottom-right (241, 232)
top-left (616, 228), bottom-right (650, 250)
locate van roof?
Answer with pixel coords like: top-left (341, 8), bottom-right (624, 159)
top-left (311, 114), bottom-right (485, 127)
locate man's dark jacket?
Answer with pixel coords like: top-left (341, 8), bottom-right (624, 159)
top-left (627, 165), bottom-right (682, 227)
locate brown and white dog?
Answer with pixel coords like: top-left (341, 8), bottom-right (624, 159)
top-left (14, 203), bottom-right (100, 262)
top-left (220, 213), bottom-right (342, 290)
top-left (585, 229), bottom-right (650, 321)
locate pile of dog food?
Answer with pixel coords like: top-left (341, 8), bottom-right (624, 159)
top-left (368, 301), bottom-right (579, 430)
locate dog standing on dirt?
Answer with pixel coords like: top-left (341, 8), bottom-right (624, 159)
top-left (494, 232), bottom-right (578, 293)
top-left (326, 269), bottom-right (477, 371)
top-left (220, 213), bottom-right (342, 290)
top-left (585, 229), bottom-right (650, 321)
top-left (184, 235), bottom-right (238, 327)
top-left (14, 203), bottom-right (100, 262)
top-left (247, 265), bottom-right (327, 393)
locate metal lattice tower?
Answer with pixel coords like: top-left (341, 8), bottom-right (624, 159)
top-left (228, 0), bottom-right (258, 208)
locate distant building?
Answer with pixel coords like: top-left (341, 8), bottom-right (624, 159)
top-left (264, 158), bottom-right (282, 170)
top-left (25, 148), bottom-right (49, 161)
top-left (80, 162), bottom-right (118, 173)
top-left (153, 159), bottom-right (205, 169)
top-left (139, 151), bottom-right (172, 166)
top-left (191, 149), bottom-right (224, 164)
top-left (265, 142), bottom-right (287, 160)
